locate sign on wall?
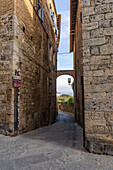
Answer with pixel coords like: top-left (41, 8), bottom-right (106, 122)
top-left (13, 76), bottom-right (21, 88)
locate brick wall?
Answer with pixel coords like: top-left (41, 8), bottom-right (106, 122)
top-left (82, 0), bottom-right (113, 155)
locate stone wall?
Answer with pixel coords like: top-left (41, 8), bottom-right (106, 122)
top-left (0, 0), bottom-right (15, 134)
top-left (58, 103), bottom-right (74, 114)
top-left (0, 0), bottom-right (58, 135)
top-left (82, 0), bottom-right (113, 155)
top-left (74, 0), bottom-right (83, 127)
top-left (14, 0), bottom-right (57, 133)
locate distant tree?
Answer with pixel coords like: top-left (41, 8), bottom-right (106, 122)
top-left (62, 94), bottom-right (70, 97)
top-left (67, 97), bottom-right (74, 104)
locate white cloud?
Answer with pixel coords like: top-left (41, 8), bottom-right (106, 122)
top-left (57, 75), bottom-right (73, 96)
top-left (60, 10), bottom-right (70, 23)
top-left (60, 10), bottom-right (70, 39)
top-left (57, 85), bottom-right (73, 96)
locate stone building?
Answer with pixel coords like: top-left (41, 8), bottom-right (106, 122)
top-left (70, 0), bottom-right (113, 155)
top-left (70, 0), bottom-right (83, 127)
top-left (0, 0), bottom-right (61, 135)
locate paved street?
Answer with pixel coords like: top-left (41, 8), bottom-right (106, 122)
top-left (0, 110), bottom-right (113, 170)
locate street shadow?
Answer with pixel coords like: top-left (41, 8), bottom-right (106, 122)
top-left (20, 110), bottom-right (85, 152)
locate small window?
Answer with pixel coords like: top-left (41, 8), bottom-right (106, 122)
top-left (53, 52), bottom-right (56, 66)
top-left (38, 8), bottom-right (44, 22)
top-left (80, 12), bottom-right (82, 23)
top-left (31, 36), bottom-right (33, 41)
top-left (50, 9), bottom-right (53, 17)
top-left (37, 0), bottom-right (40, 12)
top-left (50, 3), bottom-right (52, 9)
top-left (41, 9), bottom-right (43, 22)
top-left (49, 46), bottom-right (52, 62)
top-left (55, 29), bottom-right (57, 38)
top-left (23, 25), bottom-right (25, 33)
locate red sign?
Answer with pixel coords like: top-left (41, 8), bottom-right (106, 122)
top-left (13, 76), bottom-right (21, 88)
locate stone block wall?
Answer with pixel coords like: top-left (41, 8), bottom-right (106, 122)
top-left (74, 0), bottom-right (83, 127)
top-left (0, 0), bottom-right (58, 135)
top-left (14, 0), bottom-right (57, 133)
top-left (82, 0), bottom-right (113, 155)
top-left (0, 0), bottom-right (15, 134)
top-left (58, 103), bottom-right (74, 114)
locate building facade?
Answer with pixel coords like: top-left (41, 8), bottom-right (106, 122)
top-left (70, 0), bottom-right (83, 127)
top-left (70, 0), bottom-right (113, 155)
top-left (0, 0), bottom-right (61, 135)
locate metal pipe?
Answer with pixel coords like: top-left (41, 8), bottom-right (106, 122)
top-left (81, 75), bottom-right (85, 147)
top-left (17, 68), bottom-right (20, 132)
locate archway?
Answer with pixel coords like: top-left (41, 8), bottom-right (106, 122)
top-left (57, 70), bottom-right (74, 79)
top-left (55, 0), bottom-right (84, 150)
top-left (56, 74), bottom-right (75, 115)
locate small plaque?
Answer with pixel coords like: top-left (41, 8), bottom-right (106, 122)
top-left (13, 76), bottom-right (21, 88)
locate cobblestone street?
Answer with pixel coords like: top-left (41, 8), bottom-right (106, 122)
top-left (0, 111), bottom-right (113, 170)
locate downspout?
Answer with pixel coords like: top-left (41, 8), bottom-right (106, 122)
top-left (81, 75), bottom-right (85, 147)
top-left (17, 0), bottom-right (22, 133)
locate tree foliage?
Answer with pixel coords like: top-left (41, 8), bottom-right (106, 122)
top-left (67, 97), bottom-right (74, 104)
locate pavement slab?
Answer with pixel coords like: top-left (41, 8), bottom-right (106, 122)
top-left (0, 110), bottom-right (113, 170)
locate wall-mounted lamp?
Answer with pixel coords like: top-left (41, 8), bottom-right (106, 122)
top-left (68, 78), bottom-right (71, 85)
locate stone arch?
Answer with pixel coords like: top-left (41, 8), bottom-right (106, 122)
top-left (57, 70), bottom-right (74, 78)
top-left (56, 73), bottom-right (75, 116)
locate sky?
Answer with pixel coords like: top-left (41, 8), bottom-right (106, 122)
top-left (54, 0), bottom-right (74, 96)
top-left (57, 75), bottom-right (74, 96)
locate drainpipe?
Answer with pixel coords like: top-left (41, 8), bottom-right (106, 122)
top-left (17, 68), bottom-right (20, 132)
top-left (81, 75), bottom-right (85, 147)
top-left (17, 0), bottom-right (22, 134)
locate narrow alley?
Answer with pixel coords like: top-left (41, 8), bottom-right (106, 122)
top-left (0, 111), bottom-right (113, 170)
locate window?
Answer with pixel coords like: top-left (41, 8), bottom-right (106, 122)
top-left (31, 36), bottom-right (33, 41)
top-left (23, 23), bottom-right (26, 33)
top-left (50, 9), bottom-right (53, 18)
top-left (37, 0), bottom-right (43, 22)
top-left (53, 52), bottom-right (56, 66)
top-left (55, 29), bottom-right (57, 38)
top-left (49, 46), bottom-right (52, 62)
top-left (37, 0), bottom-right (40, 12)
top-left (38, 8), bottom-right (43, 22)
top-left (41, 9), bottom-right (43, 22)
